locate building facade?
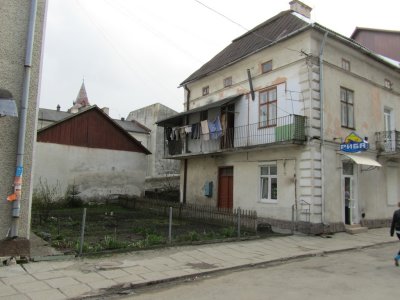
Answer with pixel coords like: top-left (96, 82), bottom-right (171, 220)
top-left (127, 103), bottom-right (180, 191)
top-left (351, 27), bottom-right (400, 62)
top-left (157, 1), bottom-right (400, 233)
top-left (35, 106), bottom-right (151, 201)
top-left (0, 0), bottom-right (47, 253)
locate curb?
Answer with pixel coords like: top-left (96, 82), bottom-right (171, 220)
top-left (76, 240), bottom-right (398, 299)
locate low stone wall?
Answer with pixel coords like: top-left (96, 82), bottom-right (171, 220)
top-left (361, 218), bottom-right (391, 229)
top-left (258, 217), bottom-right (345, 235)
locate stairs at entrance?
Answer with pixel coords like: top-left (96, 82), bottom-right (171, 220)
top-left (345, 224), bottom-right (368, 234)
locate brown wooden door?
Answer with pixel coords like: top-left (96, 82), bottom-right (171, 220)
top-left (218, 167), bottom-right (233, 209)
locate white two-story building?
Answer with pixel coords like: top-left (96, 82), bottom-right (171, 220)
top-left (157, 1), bottom-right (400, 233)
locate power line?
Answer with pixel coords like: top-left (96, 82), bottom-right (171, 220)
top-left (193, 0), bottom-right (304, 54)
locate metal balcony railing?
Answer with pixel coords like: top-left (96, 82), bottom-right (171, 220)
top-left (164, 115), bottom-right (306, 158)
top-left (375, 130), bottom-right (400, 153)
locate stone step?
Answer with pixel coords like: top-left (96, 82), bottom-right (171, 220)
top-left (345, 224), bottom-right (368, 234)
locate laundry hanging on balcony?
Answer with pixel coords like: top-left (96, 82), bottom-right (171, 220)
top-left (201, 120), bottom-right (210, 141)
top-left (208, 116), bottom-right (222, 140)
top-left (191, 123), bottom-right (200, 139)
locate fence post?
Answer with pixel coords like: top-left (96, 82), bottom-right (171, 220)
top-left (291, 205), bottom-right (295, 234)
top-left (79, 207), bottom-right (87, 257)
top-left (237, 207), bottom-right (241, 239)
top-left (168, 207), bottom-right (172, 244)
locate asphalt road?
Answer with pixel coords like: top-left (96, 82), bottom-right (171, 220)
top-left (120, 243), bottom-right (400, 300)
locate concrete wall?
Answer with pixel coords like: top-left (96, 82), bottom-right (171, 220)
top-left (127, 103), bottom-right (180, 189)
top-left (0, 0), bottom-right (47, 239)
top-left (34, 143), bottom-right (147, 200)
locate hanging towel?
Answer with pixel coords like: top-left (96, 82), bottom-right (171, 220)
top-left (184, 125), bottom-right (192, 133)
top-left (201, 120), bottom-right (210, 141)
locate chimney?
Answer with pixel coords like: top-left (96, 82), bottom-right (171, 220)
top-left (121, 117), bottom-right (125, 121)
top-left (289, 0), bottom-right (312, 18)
top-left (102, 107), bottom-right (109, 115)
top-left (56, 104), bottom-right (60, 111)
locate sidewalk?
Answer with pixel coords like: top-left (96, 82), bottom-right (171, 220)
top-left (0, 228), bottom-right (396, 300)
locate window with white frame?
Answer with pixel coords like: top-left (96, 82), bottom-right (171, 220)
top-left (260, 163), bottom-right (277, 202)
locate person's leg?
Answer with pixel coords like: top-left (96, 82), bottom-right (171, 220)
top-left (395, 233), bottom-right (400, 266)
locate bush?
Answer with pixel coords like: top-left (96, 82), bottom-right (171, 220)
top-left (64, 183), bottom-right (83, 207)
top-left (32, 178), bottom-right (61, 218)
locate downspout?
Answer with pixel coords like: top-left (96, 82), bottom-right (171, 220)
top-left (182, 85), bottom-right (191, 204)
top-left (9, 0), bottom-right (38, 238)
top-left (319, 31), bottom-right (329, 227)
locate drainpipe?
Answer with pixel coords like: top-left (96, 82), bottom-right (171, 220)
top-left (319, 31), bottom-right (329, 227)
top-left (9, 0), bottom-right (38, 238)
top-left (182, 85), bottom-right (191, 204)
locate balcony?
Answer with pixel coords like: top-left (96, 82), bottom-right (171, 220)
top-left (164, 115), bottom-right (306, 159)
top-left (375, 130), bottom-right (400, 155)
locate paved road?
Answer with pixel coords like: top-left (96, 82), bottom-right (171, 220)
top-left (122, 243), bottom-right (400, 300)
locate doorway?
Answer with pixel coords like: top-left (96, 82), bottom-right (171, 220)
top-left (342, 161), bottom-right (358, 225)
top-left (218, 167), bottom-right (233, 209)
top-left (220, 104), bottom-right (235, 149)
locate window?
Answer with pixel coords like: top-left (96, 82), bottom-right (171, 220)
top-left (340, 87), bottom-right (354, 128)
top-left (260, 164), bottom-right (277, 202)
top-left (202, 86), bottom-right (209, 96)
top-left (384, 79), bottom-right (392, 89)
top-left (261, 60), bottom-right (273, 73)
top-left (223, 76), bottom-right (232, 87)
top-left (259, 87), bottom-right (277, 127)
top-left (341, 59), bottom-right (350, 71)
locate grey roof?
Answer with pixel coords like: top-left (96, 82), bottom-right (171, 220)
top-left (38, 108), bottom-right (72, 122)
top-left (180, 10), bottom-right (308, 85)
top-left (114, 119), bottom-right (151, 134)
top-left (181, 10), bottom-right (400, 86)
top-left (157, 94), bottom-right (243, 127)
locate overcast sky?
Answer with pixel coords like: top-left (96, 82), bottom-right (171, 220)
top-left (39, 0), bottom-right (399, 119)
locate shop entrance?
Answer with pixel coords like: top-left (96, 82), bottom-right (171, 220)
top-left (342, 161), bottom-right (358, 225)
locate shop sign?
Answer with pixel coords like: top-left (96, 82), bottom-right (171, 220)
top-left (340, 132), bottom-right (369, 153)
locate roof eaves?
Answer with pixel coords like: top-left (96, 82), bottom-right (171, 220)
top-left (180, 23), bottom-right (313, 87)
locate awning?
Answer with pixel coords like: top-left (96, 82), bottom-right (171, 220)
top-left (157, 94), bottom-right (243, 126)
top-left (342, 153), bottom-right (382, 167)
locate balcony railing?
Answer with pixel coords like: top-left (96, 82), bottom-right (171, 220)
top-left (164, 114), bottom-right (306, 158)
top-left (375, 130), bottom-right (400, 153)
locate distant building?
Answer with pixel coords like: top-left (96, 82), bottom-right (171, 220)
top-left (127, 103), bottom-right (180, 191)
top-left (38, 82), bottom-right (151, 147)
top-left (35, 106), bottom-right (151, 201)
top-left (351, 27), bottom-right (400, 62)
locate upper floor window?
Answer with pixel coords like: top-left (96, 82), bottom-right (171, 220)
top-left (384, 79), bottom-right (392, 89)
top-left (200, 110), bottom-right (208, 121)
top-left (340, 87), bottom-right (354, 129)
top-left (261, 60), bottom-right (273, 74)
top-left (259, 87), bottom-right (277, 127)
top-left (341, 59), bottom-right (350, 71)
top-left (223, 76), bottom-right (232, 87)
top-left (202, 86), bottom-right (209, 96)
top-left (260, 163), bottom-right (277, 202)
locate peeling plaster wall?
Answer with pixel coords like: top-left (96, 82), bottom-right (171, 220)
top-left (127, 103), bottom-right (180, 183)
top-left (33, 143), bottom-right (147, 200)
top-left (0, 0), bottom-right (47, 238)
